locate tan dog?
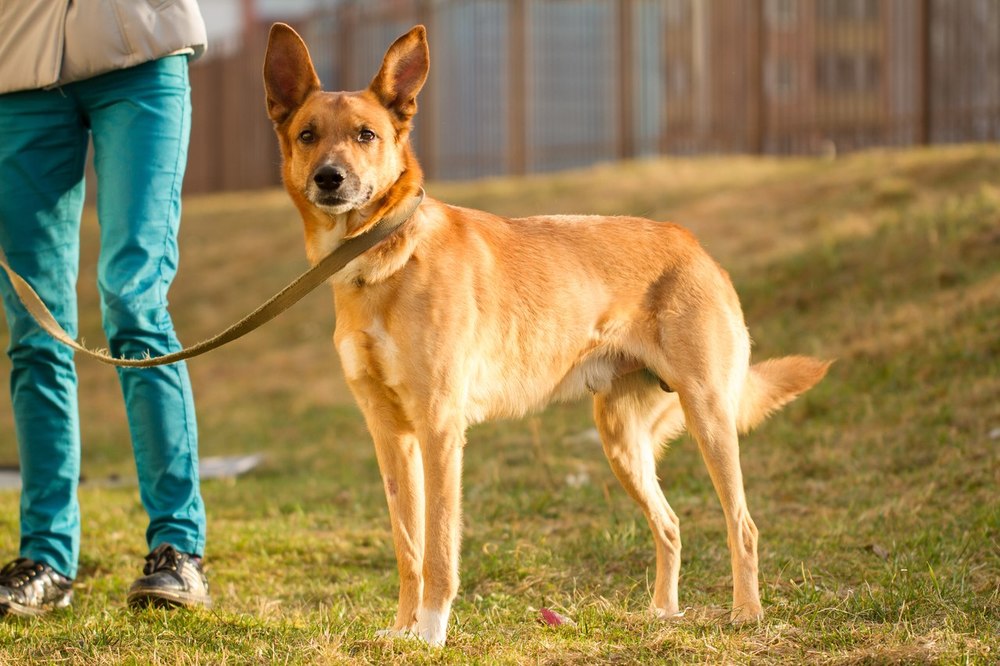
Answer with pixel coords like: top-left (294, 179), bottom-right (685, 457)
top-left (263, 23), bottom-right (829, 646)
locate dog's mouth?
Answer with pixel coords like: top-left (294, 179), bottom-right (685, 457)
top-left (315, 194), bottom-right (350, 207)
top-left (306, 189), bottom-right (358, 214)
top-left (306, 182), bottom-right (377, 215)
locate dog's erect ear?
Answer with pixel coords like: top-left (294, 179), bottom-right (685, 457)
top-left (264, 23), bottom-right (320, 124)
top-left (368, 25), bottom-right (429, 123)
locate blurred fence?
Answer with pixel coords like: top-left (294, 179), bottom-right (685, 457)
top-left (663, 0), bottom-right (1000, 155)
top-left (181, 0), bottom-right (1000, 193)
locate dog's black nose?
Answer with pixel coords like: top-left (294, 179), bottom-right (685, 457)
top-left (313, 165), bottom-right (345, 191)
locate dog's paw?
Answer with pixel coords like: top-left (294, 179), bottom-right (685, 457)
top-left (415, 606), bottom-right (450, 647)
top-left (729, 604), bottom-right (764, 624)
top-left (652, 606), bottom-right (687, 620)
top-left (375, 627), bottom-right (418, 640)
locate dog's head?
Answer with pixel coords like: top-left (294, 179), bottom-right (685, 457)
top-left (264, 23), bottom-right (428, 232)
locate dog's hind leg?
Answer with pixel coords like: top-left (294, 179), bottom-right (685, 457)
top-left (647, 265), bottom-right (764, 622)
top-left (660, 327), bottom-right (764, 623)
top-left (594, 372), bottom-right (687, 618)
top-left (677, 382), bottom-right (762, 622)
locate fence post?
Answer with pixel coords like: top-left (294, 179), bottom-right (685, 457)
top-left (691, 0), bottom-right (711, 150)
top-left (617, 0), bottom-right (636, 159)
top-left (747, 0), bottom-right (765, 154)
top-left (415, 0), bottom-right (438, 179)
top-left (508, 0), bottom-right (528, 175)
top-left (918, 0), bottom-right (932, 145)
top-left (335, 4), bottom-right (355, 90)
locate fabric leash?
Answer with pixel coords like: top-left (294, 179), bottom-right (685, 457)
top-left (0, 189), bottom-right (424, 368)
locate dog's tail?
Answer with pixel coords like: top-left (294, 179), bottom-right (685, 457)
top-left (736, 355), bottom-right (831, 433)
top-left (650, 355), bottom-right (830, 453)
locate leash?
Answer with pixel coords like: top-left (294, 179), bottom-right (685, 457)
top-left (0, 189), bottom-right (424, 368)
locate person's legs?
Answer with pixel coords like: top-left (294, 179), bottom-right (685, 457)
top-left (80, 56), bottom-right (205, 558)
top-left (0, 88), bottom-right (88, 580)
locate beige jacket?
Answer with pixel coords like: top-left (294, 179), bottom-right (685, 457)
top-left (0, 0), bottom-right (207, 94)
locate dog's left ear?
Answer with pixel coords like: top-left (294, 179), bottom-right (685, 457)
top-left (368, 25), bottom-right (429, 123)
top-left (264, 23), bottom-right (321, 125)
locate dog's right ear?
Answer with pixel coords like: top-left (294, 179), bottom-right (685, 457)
top-left (263, 23), bottom-right (320, 125)
top-left (368, 25), bottom-right (429, 123)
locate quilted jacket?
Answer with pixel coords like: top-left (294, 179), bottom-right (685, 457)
top-left (0, 0), bottom-right (207, 94)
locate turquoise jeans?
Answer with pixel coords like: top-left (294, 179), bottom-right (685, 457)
top-left (0, 56), bottom-right (206, 579)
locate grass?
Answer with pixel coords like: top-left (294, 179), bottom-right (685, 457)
top-left (0, 144), bottom-right (998, 663)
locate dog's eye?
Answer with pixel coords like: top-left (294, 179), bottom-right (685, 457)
top-left (298, 129), bottom-right (315, 143)
top-left (358, 128), bottom-right (377, 143)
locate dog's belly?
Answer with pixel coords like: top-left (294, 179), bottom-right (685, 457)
top-left (343, 322), bottom-right (634, 425)
top-left (461, 344), bottom-right (641, 424)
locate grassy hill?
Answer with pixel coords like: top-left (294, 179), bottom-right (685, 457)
top-left (0, 145), bottom-right (997, 663)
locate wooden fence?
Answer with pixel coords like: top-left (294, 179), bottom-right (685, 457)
top-left (178, 0), bottom-right (1000, 194)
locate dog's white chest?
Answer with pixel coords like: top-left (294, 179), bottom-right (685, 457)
top-left (367, 317), bottom-right (404, 385)
top-left (336, 318), bottom-right (403, 387)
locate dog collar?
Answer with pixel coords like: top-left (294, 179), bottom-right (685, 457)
top-left (361, 187), bottom-right (425, 244)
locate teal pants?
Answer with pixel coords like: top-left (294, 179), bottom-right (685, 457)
top-left (0, 56), bottom-right (206, 579)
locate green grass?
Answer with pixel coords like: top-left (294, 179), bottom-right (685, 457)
top-left (1, 145), bottom-right (998, 663)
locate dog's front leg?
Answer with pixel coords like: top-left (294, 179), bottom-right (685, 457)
top-left (369, 425), bottom-right (426, 637)
top-left (414, 420), bottom-right (465, 647)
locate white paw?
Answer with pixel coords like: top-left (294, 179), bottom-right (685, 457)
top-left (652, 606), bottom-right (687, 620)
top-left (416, 606), bottom-right (450, 647)
top-left (375, 627), bottom-right (418, 640)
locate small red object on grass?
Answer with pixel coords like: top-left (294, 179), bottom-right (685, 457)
top-left (539, 607), bottom-right (576, 627)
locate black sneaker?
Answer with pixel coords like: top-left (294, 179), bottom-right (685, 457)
top-left (127, 544), bottom-right (211, 610)
top-left (0, 558), bottom-right (73, 617)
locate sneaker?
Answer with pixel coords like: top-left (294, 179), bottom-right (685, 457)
top-left (0, 558), bottom-right (73, 617)
top-left (127, 544), bottom-right (211, 610)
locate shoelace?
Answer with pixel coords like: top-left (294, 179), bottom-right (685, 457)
top-left (0, 558), bottom-right (43, 588)
top-left (143, 545), bottom-right (181, 575)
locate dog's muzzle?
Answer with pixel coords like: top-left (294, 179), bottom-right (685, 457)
top-left (308, 164), bottom-right (359, 210)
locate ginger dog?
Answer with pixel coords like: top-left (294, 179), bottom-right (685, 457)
top-left (263, 23), bottom-right (829, 646)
